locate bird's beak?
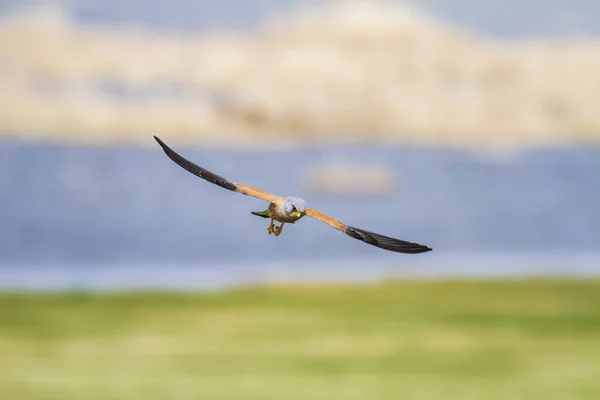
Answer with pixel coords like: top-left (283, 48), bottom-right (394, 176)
top-left (293, 211), bottom-right (302, 218)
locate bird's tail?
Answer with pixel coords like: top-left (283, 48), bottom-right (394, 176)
top-left (251, 210), bottom-right (270, 218)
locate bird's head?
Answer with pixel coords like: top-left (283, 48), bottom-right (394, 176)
top-left (283, 197), bottom-right (306, 218)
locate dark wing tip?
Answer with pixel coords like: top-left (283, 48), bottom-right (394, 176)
top-left (154, 135), bottom-right (169, 149)
top-left (153, 135), bottom-right (238, 192)
top-left (345, 226), bottom-right (432, 254)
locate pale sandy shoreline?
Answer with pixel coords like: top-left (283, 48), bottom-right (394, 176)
top-left (1, 2), bottom-right (600, 148)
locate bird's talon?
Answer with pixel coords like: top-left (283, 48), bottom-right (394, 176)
top-left (273, 223), bottom-right (284, 237)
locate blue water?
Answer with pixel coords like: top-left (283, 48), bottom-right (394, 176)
top-left (2, 0), bottom-right (600, 38)
top-left (1, 139), bottom-right (599, 289)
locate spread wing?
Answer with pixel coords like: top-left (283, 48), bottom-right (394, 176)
top-left (305, 208), bottom-right (432, 254)
top-left (154, 136), bottom-right (280, 203)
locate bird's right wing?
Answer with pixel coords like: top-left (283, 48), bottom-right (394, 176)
top-left (154, 136), bottom-right (280, 203)
top-left (305, 208), bottom-right (432, 254)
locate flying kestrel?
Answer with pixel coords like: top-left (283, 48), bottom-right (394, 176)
top-left (154, 136), bottom-right (432, 254)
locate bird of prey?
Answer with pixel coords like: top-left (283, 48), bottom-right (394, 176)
top-left (154, 136), bottom-right (432, 254)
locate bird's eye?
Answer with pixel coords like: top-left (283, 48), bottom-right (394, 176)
top-left (292, 205), bottom-right (297, 211)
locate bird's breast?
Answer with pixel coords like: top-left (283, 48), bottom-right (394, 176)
top-left (268, 202), bottom-right (303, 223)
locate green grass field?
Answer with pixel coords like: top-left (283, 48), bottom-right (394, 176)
top-left (1, 279), bottom-right (600, 400)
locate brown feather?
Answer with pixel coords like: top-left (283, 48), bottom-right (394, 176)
top-left (305, 208), bottom-right (347, 231)
top-left (236, 184), bottom-right (280, 203)
top-left (154, 136), bottom-right (280, 203)
top-left (306, 208), bottom-right (432, 254)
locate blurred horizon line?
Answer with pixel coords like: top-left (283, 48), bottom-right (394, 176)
top-left (2, 251), bottom-right (600, 292)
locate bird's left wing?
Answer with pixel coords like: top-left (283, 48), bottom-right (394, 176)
top-left (154, 136), bottom-right (280, 203)
top-left (305, 208), bottom-right (432, 254)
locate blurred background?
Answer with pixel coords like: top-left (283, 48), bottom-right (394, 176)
top-left (0, 1), bottom-right (599, 399)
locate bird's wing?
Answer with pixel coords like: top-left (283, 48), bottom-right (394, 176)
top-left (305, 208), bottom-right (432, 254)
top-left (154, 136), bottom-right (280, 203)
